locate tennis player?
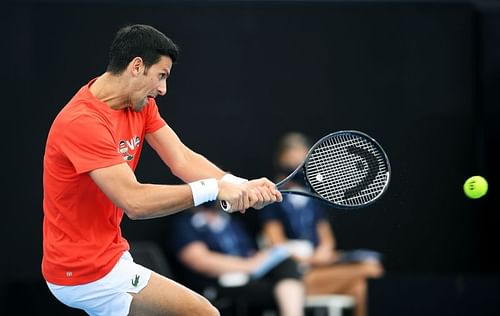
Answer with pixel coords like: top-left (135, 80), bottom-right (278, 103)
top-left (42, 24), bottom-right (282, 316)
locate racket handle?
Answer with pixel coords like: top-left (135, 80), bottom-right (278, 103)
top-left (220, 200), bottom-right (231, 212)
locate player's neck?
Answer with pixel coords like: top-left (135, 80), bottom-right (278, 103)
top-left (89, 72), bottom-right (132, 110)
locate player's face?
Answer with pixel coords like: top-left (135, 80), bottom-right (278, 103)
top-left (131, 56), bottom-right (172, 112)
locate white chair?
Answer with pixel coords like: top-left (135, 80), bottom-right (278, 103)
top-left (305, 294), bottom-right (355, 316)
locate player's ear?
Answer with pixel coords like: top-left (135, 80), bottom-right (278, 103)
top-left (129, 57), bottom-right (145, 76)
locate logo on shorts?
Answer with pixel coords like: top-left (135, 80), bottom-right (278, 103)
top-left (131, 274), bottom-right (140, 287)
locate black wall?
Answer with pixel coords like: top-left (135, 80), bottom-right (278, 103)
top-left (1, 1), bottom-right (499, 315)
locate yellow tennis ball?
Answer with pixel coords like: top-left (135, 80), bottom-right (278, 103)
top-left (463, 176), bottom-right (488, 199)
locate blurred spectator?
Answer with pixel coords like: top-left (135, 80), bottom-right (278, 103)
top-left (260, 132), bottom-right (384, 316)
top-left (169, 201), bottom-right (305, 316)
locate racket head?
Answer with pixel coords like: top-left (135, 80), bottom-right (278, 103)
top-left (279, 130), bottom-right (391, 209)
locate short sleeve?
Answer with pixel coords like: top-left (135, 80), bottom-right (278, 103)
top-left (144, 99), bottom-right (166, 134)
top-left (311, 200), bottom-right (328, 222)
top-left (259, 203), bottom-right (283, 223)
top-left (60, 114), bottom-right (124, 174)
top-left (169, 213), bottom-right (202, 255)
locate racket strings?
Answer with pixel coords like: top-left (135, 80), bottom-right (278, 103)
top-left (310, 136), bottom-right (367, 195)
top-left (305, 134), bottom-right (389, 207)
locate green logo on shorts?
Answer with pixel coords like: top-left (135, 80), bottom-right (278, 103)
top-left (132, 274), bottom-right (140, 287)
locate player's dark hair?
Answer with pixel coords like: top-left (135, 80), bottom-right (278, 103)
top-left (106, 24), bottom-right (179, 74)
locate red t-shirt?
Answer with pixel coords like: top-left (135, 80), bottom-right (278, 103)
top-left (42, 78), bottom-right (166, 285)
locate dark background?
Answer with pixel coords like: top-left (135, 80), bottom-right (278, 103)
top-left (1, 0), bottom-right (499, 315)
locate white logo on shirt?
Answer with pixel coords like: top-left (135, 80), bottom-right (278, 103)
top-left (118, 136), bottom-right (141, 161)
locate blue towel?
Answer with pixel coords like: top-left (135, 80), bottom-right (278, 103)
top-left (250, 246), bottom-right (291, 279)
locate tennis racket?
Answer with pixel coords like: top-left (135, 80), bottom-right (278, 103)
top-left (221, 130), bottom-right (390, 211)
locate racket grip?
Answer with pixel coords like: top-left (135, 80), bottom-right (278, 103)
top-left (220, 200), bottom-right (231, 212)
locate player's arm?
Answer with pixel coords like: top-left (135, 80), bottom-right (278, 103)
top-left (90, 162), bottom-right (263, 218)
top-left (89, 125), bottom-right (278, 217)
top-left (178, 241), bottom-right (268, 277)
top-left (146, 124), bottom-right (282, 209)
top-left (145, 124), bottom-right (226, 182)
top-left (90, 163), bottom-right (193, 219)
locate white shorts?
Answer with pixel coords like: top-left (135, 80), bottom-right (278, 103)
top-left (46, 251), bottom-right (152, 316)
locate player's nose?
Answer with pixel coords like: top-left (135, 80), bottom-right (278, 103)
top-left (157, 80), bottom-right (167, 96)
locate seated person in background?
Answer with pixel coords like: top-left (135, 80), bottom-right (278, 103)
top-left (169, 201), bottom-right (305, 316)
top-left (260, 132), bottom-right (384, 316)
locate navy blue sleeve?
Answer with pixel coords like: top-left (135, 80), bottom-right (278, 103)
top-left (230, 217), bottom-right (258, 256)
top-left (169, 212), bottom-right (202, 256)
top-left (259, 202), bottom-right (283, 223)
top-left (312, 200), bottom-right (329, 222)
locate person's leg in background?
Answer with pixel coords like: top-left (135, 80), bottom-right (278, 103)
top-left (274, 278), bottom-right (305, 316)
top-left (269, 258), bottom-right (305, 316)
top-left (303, 261), bottom-right (383, 316)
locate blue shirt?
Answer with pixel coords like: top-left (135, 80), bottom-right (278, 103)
top-left (259, 195), bottom-right (328, 247)
top-left (171, 211), bottom-right (256, 258)
top-left (169, 210), bottom-right (257, 291)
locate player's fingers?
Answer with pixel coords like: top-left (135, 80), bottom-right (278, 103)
top-left (235, 189), bottom-right (248, 213)
top-left (274, 189), bottom-right (283, 202)
top-left (235, 192), bottom-right (244, 213)
top-left (248, 189), bottom-right (258, 204)
top-left (257, 187), bottom-right (272, 203)
top-left (255, 177), bottom-right (276, 189)
top-left (243, 189), bottom-right (251, 211)
top-left (238, 197), bottom-right (246, 213)
top-left (264, 185), bottom-right (280, 200)
top-left (250, 188), bottom-right (266, 208)
top-left (253, 187), bottom-right (279, 210)
top-left (259, 181), bottom-right (281, 202)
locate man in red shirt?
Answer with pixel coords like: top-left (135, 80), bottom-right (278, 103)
top-left (42, 24), bottom-right (282, 316)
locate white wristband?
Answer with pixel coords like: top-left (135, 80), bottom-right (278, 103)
top-left (188, 178), bottom-right (219, 206)
top-left (221, 173), bottom-right (248, 184)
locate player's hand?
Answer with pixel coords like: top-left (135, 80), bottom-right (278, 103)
top-left (245, 177), bottom-right (282, 210)
top-left (217, 180), bottom-right (251, 213)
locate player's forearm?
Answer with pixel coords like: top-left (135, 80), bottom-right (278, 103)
top-left (122, 183), bottom-right (194, 220)
top-left (170, 149), bottom-right (226, 183)
top-left (146, 126), bottom-right (227, 182)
